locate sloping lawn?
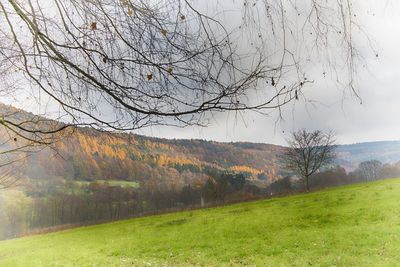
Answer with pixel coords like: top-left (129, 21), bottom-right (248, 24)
top-left (1, 179), bottom-right (400, 266)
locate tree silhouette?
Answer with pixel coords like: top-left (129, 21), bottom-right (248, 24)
top-left (283, 129), bottom-right (336, 192)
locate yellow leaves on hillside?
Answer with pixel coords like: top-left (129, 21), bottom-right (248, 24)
top-left (229, 165), bottom-right (261, 175)
top-left (57, 131), bottom-right (275, 180)
top-left (74, 133), bottom-right (128, 160)
top-left (151, 153), bottom-right (199, 167)
top-left (157, 142), bottom-right (171, 151)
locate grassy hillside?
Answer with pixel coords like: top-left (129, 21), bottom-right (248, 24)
top-left (1, 179), bottom-right (400, 266)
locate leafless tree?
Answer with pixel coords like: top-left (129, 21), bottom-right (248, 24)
top-left (283, 129), bottom-right (336, 191)
top-left (357, 160), bottom-right (383, 181)
top-left (0, 0), bottom-right (373, 187)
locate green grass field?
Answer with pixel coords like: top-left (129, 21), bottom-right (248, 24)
top-left (1, 179), bottom-right (400, 266)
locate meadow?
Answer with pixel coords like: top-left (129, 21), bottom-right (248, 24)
top-left (1, 178), bottom-right (400, 266)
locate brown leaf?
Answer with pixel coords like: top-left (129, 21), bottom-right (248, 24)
top-left (167, 68), bottom-right (173, 74)
top-left (161, 29), bottom-right (168, 36)
top-left (147, 74), bottom-right (153, 80)
top-left (90, 22), bottom-right (97, 30)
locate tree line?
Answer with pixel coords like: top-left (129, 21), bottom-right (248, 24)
top-left (1, 158), bottom-right (397, 240)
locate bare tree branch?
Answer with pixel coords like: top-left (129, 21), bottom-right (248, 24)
top-left (283, 129), bottom-right (337, 191)
top-left (0, 0), bottom-right (371, 188)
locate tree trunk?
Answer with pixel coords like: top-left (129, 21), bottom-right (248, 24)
top-left (305, 175), bottom-right (310, 192)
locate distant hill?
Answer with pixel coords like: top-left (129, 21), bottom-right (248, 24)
top-left (23, 127), bottom-right (400, 187)
top-left (336, 141), bottom-right (400, 171)
top-left (23, 128), bottom-right (286, 190)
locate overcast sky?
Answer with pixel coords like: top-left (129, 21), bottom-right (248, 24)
top-left (3, 1), bottom-right (400, 146)
top-left (136, 1), bottom-right (400, 146)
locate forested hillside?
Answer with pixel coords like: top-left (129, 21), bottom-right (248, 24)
top-left (26, 128), bottom-right (284, 189)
